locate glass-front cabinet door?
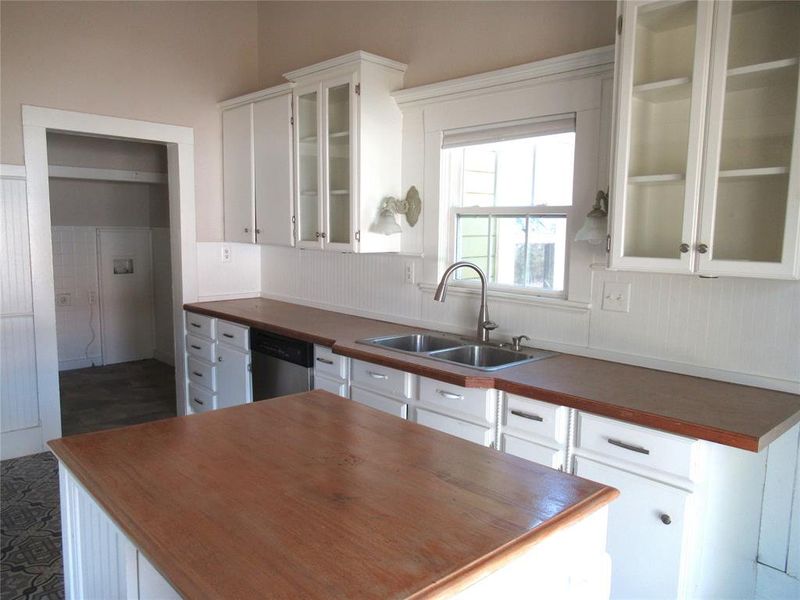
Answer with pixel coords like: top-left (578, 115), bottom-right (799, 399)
top-left (294, 84), bottom-right (323, 248)
top-left (697, 0), bottom-right (800, 277)
top-left (323, 77), bottom-right (356, 250)
top-left (610, 0), bottom-right (714, 271)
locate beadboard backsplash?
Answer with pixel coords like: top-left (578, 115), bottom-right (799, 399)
top-left (261, 246), bottom-right (800, 391)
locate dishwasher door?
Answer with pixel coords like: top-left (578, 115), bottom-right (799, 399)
top-left (251, 352), bottom-right (313, 400)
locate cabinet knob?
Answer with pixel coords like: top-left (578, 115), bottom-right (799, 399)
top-left (660, 513), bottom-right (672, 525)
top-left (244, 227), bottom-right (250, 233)
top-left (255, 228), bottom-right (261, 234)
top-left (320, 232), bottom-right (327, 239)
top-left (679, 243), bottom-right (690, 254)
top-left (697, 243), bottom-right (709, 254)
top-left (315, 232), bottom-right (321, 239)
top-left (218, 356), bottom-right (223, 363)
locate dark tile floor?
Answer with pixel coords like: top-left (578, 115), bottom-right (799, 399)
top-left (1, 359), bottom-right (177, 600)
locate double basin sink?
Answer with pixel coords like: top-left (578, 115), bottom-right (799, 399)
top-left (357, 333), bottom-right (557, 371)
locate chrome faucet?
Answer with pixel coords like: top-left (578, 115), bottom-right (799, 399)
top-left (434, 261), bottom-right (498, 342)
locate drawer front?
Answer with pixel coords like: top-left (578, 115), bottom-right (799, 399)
top-left (351, 360), bottom-right (415, 399)
top-left (186, 334), bottom-right (215, 363)
top-left (504, 394), bottom-right (567, 444)
top-left (217, 320), bottom-right (249, 350)
top-left (503, 434), bottom-right (563, 470)
top-left (314, 374), bottom-right (349, 398)
top-left (314, 346), bottom-right (348, 380)
top-left (415, 408), bottom-right (493, 447)
top-left (185, 312), bottom-right (215, 340)
top-left (575, 412), bottom-right (698, 481)
top-left (419, 377), bottom-right (495, 424)
top-left (188, 384), bottom-right (216, 413)
top-left (351, 385), bottom-right (407, 419)
top-left (187, 356), bottom-right (216, 391)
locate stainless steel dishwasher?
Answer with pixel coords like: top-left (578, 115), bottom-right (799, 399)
top-left (250, 329), bottom-right (314, 401)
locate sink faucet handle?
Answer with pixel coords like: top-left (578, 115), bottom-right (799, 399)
top-left (511, 335), bottom-right (530, 351)
top-left (482, 320), bottom-right (498, 331)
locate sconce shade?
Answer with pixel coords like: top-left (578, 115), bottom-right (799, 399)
top-left (575, 190), bottom-right (609, 245)
top-left (373, 207), bottom-right (403, 235)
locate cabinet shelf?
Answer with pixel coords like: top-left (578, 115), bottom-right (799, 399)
top-left (633, 78), bottom-right (692, 103)
top-left (718, 167), bottom-right (789, 179)
top-left (329, 131), bottom-right (349, 139)
top-left (628, 174), bottom-right (685, 185)
top-left (300, 190), bottom-right (318, 196)
top-left (330, 189), bottom-right (349, 195)
top-left (726, 58), bottom-right (799, 92)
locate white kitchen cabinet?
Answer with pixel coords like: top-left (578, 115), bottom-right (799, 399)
top-left (609, 0), bottom-right (800, 279)
top-left (351, 384), bottom-right (408, 419)
top-left (221, 84), bottom-right (294, 246)
top-left (286, 51), bottom-right (406, 253)
top-left (313, 345), bottom-right (349, 397)
top-left (500, 394), bottom-right (570, 471)
top-left (215, 343), bottom-right (252, 409)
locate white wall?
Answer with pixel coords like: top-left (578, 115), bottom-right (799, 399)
top-left (152, 228), bottom-right (174, 365)
top-left (196, 242), bottom-right (262, 301)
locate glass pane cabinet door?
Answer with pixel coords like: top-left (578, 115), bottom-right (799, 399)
top-left (326, 82), bottom-right (352, 246)
top-left (699, 0), bottom-right (800, 275)
top-left (612, 1), bottom-right (712, 269)
top-left (296, 90), bottom-right (321, 244)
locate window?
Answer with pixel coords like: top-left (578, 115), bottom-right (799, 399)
top-left (442, 116), bottom-right (577, 294)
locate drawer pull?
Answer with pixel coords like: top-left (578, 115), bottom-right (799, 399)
top-left (316, 357), bottom-right (334, 365)
top-left (222, 333), bottom-right (234, 339)
top-left (368, 371), bottom-right (388, 380)
top-left (190, 344), bottom-right (201, 350)
top-left (437, 389), bottom-right (464, 400)
top-left (190, 322), bottom-right (201, 328)
top-left (660, 513), bottom-right (671, 525)
top-left (193, 397), bottom-right (204, 405)
top-left (511, 409), bottom-right (543, 422)
top-left (192, 371), bottom-right (203, 377)
top-left (608, 438), bottom-right (650, 455)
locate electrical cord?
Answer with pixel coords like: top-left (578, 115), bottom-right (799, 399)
top-left (85, 292), bottom-right (96, 363)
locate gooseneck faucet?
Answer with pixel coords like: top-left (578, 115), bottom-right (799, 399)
top-left (434, 261), bottom-right (498, 342)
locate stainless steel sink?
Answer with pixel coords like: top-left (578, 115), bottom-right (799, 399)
top-left (428, 345), bottom-right (555, 370)
top-left (364, 333), bottom-right (464, 353)
top-left (357, 333), bottom-right (557, 371)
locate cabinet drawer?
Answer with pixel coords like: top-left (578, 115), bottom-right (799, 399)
top-left (217, 320), bottom-right (249, 350)
top-left (503, 434), bottom-right (563, 470)
top-left (186, 334), bottom-right (215, 363)
top-left (504, 394), bottom-right (568, 445)
top-left (575, 412), bottom-right (699, 481)
top-left (187, 356), bottom-right (216, 391)
top-left (314, 346), bottom-right (348, 380)
top-left (314, 374), bottom-right (349, 398)
top-left (419, 377), bottom-right (495, 424)
top-left (351, 360), bottom-right (415, 399)
top-left (185, 312), bottom-right (215, 340)
top-left (188, 384), bottom-right (216, 413)
top-left (351, 385), bottom-right (407, 419)
top-left (415, 408), bottom-right (493, 447)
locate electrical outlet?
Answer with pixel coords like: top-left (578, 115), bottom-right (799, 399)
top-left (56, 292), bottom-right (71, 307)
top-left (221, 246), bottom-right (232, 263)
top-left (601, 282), bottom-right (631, 313)
top-left (88, 291), bottom-right (97, 305)
top-left (404, 262), bottom-right (415, 285)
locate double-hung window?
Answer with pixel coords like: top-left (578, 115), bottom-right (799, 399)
top-left (442, 115), bottom-right (578, 295)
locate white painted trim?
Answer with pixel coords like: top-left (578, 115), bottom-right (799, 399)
top-left (218, 83), bottom-right (294, 110)
top-left (416, 282), bottom-right (591, 313)
top-left (258, 290), bottom-right (800, 394)
top-left (58, 357), bottom-right (102, 372)
top-left (393, 46), bottom-right (615, 106)
top-left (49, 165), bottom-right (167, 184)
top-left (0, 427), bottom-right (44, 460)
top-left (284, 50), bottom-right (407, 81)
top-left (0, 164), bottom-right (26, 179)
top-left (22, 105), bottom-right (197, 450)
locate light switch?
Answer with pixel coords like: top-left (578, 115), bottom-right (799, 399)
top-left (601, 282), bottom-right (631, 313)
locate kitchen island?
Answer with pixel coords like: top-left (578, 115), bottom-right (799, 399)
top-left (49, 390), bottom-right (618, 599)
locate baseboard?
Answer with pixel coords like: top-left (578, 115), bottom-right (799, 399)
top-left (258, 291), bottom-right (800, 394)
top-left (756, 563), bottom-right (800, 600)
top-left (153, 348), bottom-right (175, 367)
top-left (59, 356), bottom-right (102, 371)
top-left (0, 427), bottom-right (44, 460)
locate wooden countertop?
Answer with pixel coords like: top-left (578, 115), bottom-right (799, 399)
top-left (185, 298), bottom-right (800, 452)
top-left (49, 391), bottom-right (618, 599)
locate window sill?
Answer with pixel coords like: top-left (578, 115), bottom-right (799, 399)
top-left (417, 282), bottom-right (590, 312)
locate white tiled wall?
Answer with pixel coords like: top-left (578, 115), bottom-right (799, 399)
top-left (52, 227), bottom-right (101, 369)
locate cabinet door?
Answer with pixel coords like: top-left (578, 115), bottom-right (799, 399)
top-left (254, 93), bottom-right (295, 246)
top-left (294, 83), bottom-right (324, 249)
top-left (322, 74), bottom-right (358, 251)
top-left (696, 0), bottom-right (800, 278)
top-left (503, 434), bottom-right (563, 470)
top-left (610, 0), bottom-right (714, 272)
top-left (574, 457), bottom-right (691, 600)
top-left (215, 344), bottom-right (252, 408)
top-left (222, 104), bottom-right (255, 243)
top-left (351, 385), bottom-right (407, 418)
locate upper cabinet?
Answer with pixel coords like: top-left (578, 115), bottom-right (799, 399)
top-left (610, 0), bottom-right (800, 279)
top-left (222, 84), bottom-right (294, 246)
top-left (285, 52), bottom-right (406, 253)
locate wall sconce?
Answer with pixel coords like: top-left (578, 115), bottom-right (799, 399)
top-left (371, 186), bottom-right (422, 235)
top-left (575, 190), bottom-right (609, 246)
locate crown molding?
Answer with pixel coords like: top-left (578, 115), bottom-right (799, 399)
top-left (284, 50), bottom-right (407, 82)
top-left (218, 82), bottom-right (295, 110)
top-left (393, 45), bottom-right (615, 107)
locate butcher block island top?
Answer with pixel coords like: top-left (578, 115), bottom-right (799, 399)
top-left (185, 298), bottom-right (800, 452)
top-left (49, 391), bottom-right (618, 599)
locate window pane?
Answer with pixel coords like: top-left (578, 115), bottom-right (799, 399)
top-left (455, 214), bottom-right (566, 292)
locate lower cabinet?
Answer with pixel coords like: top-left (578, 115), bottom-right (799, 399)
top-left (502, 434), bottom-right (563, 470)
top-left (416, 408), bottom-right (493, 447)
top-left (351, 385), bottom-right (408, 419)
top-left (216, 343), bottom-right (252, 408)
top-left (314, 374), bottom-right (348, 397)
top-left (313, 345), bottom-right (349, 397)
